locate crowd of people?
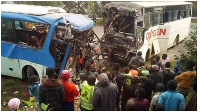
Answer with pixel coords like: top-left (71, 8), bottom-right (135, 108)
top-left (25, 51), bottom-right (196, 111)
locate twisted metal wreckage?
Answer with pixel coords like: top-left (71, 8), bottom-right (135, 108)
top-left (63, 2), bottom-right (144, 76)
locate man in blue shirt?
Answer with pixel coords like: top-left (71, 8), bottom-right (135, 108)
top-left (158, 80), bottom-right (185, 111)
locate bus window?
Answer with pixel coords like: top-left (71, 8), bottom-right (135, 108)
top-left (177, 11), bottom-right (184, 19)
top-left (186, 9), bottom-right (191, 17)
top-left (154, 12), bottom-right (163, 25)
top-left (144, 13), bottom-right (153, 28)
top-left (154, 12), bottom-right (159, 25)
top-left (173, 10), bottom-right (178, 21)
top-left (1, 19), bottom-right (17, 43)
top-left (15, 20), bottom-right (49, 48)
top-left (164, 11), bottom-right (172, 22)
top-left (159, 13), bottom-right (164, 24)
top-left (183, 11), bottom-right (187, 18)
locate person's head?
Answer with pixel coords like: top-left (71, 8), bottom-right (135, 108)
top-left (46, 68), bottom-right (56, 78)
top-left (149, 67), bottom-right (154, 74)
top-left (128, 63), bottom-right (133, 70)
top-left (137, 51), bottom-right (142, 56)
top-left (156, 83), bottom-right (165, 92)
top-left (137, 59), bottom-right (144, 67)
top-left (125, 99), bottom-right (135, 111)
top-left (30, 75), bottom-right (39, 84)
top-left (151, 58), bottom-right (157, 65)
top-left (165, 62), bottom-right (171, 68)
top-left (112, 63), bottom-right (120, 71)
top-left (135, 88), bottom-right (146, 100)
top-left (139, 76), bottom-right (148, 84)
top-left (162, 54), bottom-right (168, 60)
top-left (61, 70), bottom-right (70, 80)
top-left (124, 67), bottom-right (130, 74)
top-left (84, 62), bottom-right (92, 71)
top-left (185, 60), bottom-right (196, 70)
top-left (155, 55), bottom-right (160, 62)
top-left (152, 65), bottom-right (159, 72)
top-left (167, 80), bottom-right (177, 91)
top-left (106, 71), bottom-right (112, 81)
top-left (155, 103), bottom-right (164, 111)
top-left (99, 73), bottom-right (109, 87)
top-left (87, 75), bottom-right (96, 86)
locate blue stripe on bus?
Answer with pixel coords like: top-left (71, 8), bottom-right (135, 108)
top-left (1, 42), bottom-right (55, 68)
top-left (59, 42), bottom-right (71, 75)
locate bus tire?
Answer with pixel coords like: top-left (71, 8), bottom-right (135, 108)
top-left (27, 66), bottom-right (38, 84)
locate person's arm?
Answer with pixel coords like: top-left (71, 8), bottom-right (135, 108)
top-left (174, 73), bottom-right (184, 81)
top-left (178, 96), bottom-right (186, 111)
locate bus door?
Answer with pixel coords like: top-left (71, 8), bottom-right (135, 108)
top-left (1, 19), bottom-right (21, 78)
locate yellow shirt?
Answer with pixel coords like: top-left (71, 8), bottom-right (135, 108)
top-left (175, 71), bottom-right (196, 88)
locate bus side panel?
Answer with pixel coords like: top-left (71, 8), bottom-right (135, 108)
top-left (18, 59), bottom-right (47, 80)
top-left (163, 17), bottom-right (191, 48)
top-left (1, 56), bottom-right (21, 78)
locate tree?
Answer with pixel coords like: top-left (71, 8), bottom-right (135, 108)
top-left (178, 26), bottom-right (197, 71)
top-left (14, 1), bottom-right (63, 7)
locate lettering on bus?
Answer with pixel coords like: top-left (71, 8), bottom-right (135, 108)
top-left (146, 28), bottom-right (166, 41)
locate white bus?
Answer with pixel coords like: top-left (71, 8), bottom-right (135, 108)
top-left (102, 1), bottom-right (192, 62)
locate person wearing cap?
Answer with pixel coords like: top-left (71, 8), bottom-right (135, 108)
top-left (92, 73), bottom-right (118, 111)
top-left (39, 68), bottom-right (65, 111)
top-left (149, 65), bottom-right (163, 92)
top-left (60, 70), bottom-right (79, 111)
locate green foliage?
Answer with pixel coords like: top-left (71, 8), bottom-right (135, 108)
top-left (94, 18), bottom-right (103, 26)
top-left (22, 97), bottom-right (38, 107)
top-left (41, 103), bottom-right (50, 111)
top-left (14, 1), bottom-right (63, 7)
top-left (21, 97), bottom-right (50, 111)
top-left (178, 26), bottom-right (197, 70)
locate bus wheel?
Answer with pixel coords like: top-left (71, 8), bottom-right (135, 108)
top-left (27, 66), bottom-right (38, 84)
top-left (173, 35), bottom-right (179, 46)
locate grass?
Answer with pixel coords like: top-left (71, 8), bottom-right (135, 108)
top-left (1, 76), bottom-right (30, 111)
top-left (191, 18), bottom-right (197, 23)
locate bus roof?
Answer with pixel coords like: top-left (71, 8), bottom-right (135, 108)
top-left (1, 4), bottom-right (66, 15)
top-left (105, 1), bottom-right (192, 11)
top-left (130, 1), bottom-right (192, 7)
top-left (1, 4), bottom-right (94, 31)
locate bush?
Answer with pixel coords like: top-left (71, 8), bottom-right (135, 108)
top-left (177, 26), bottom-right (197, 71)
